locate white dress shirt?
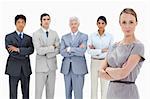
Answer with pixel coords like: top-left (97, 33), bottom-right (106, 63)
top-left (16, 30), bottom-right (24, 39)
top-left (41, 27), bottom-right (49, 38)
top-left (87, 31), bottom-right (113, 59)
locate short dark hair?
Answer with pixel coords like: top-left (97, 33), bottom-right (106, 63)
top-left (15, 14), bottom-right (26, 25)
top-left (97, 16), bottom-right (107, 25)
top-left (40, 13), bottom-right (50, 21)
top-left (40, 13), bottom-right (50, 26)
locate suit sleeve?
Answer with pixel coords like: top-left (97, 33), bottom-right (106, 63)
top-left (19, 36), bottom-right (34, 56)
top-left (5, 34), bottom-right (33, 59)
top-left (33, 32), bottom-right (55, 56)
top-left (46, 33), bottom-right (60, 58)
top-left (5, 34), bottom-right (18, 56)
top-left (70, 34), bottom-right (88, 57)
top-left (60, 36), bottom-right (73, 57)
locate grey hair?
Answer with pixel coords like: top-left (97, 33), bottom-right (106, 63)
top-left (69, 16), bottom-right (80, 24)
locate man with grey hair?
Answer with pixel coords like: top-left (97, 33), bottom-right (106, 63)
top-left (60, 16), bottom-right (88, 99)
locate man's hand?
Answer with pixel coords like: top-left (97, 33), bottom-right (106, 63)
top-left (66, 47), bottom-right (71, 52)
top-left (8, 45), bottom-right (19, 53)
top-left (53, 44), bottom-right (56, 49)
top-left (89, 44), bottom-right (95, 49)
top-left (79, 43), bottom-right (85, 48)
top-left (102, 48), bottom-right (108, 53)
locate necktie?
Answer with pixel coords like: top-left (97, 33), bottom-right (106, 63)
top-left (72, 33), bottom-right (76, 41)
top-left (19, 33), bottom-right (23, 46)
top-left (46, 31), bottom-right (48, 37)
top-left (19, 33), bottom-right (22, 40)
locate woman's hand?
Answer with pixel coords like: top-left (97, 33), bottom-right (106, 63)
top-left (99, 68), bottom-right (113, 80)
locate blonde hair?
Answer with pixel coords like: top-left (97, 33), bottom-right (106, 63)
top-left (119, 8), bottom-right (138, 22)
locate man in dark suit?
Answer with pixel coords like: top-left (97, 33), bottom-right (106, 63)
top-left (5, 14), bottom-right (34, 99)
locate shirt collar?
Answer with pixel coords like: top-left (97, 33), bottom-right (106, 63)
top-left (96, 30), bottom-right (107, 37)
top-left (71, 30), bottom-right (78, 36)
top-left (16, 30), bottom-right (23, 35)
top-left (41, 27), bottom-right (49, 33)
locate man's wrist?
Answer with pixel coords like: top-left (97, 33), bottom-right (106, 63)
top-left (17, 48), bottom-right (20, 53)
top-left (66, 47), bottom-right (71, 52)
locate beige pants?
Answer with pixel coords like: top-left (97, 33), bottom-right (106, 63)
top-left (35, 70), bottom-right (56, 99)
top-left (91, 59), bottom-right (109, 99)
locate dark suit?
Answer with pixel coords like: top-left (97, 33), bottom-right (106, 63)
top-left (5, 31), bottom-right (34, 99)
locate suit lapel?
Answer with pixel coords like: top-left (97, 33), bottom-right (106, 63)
top-left (47, 29), bottom-right (53, 45)
top-left (13, 31), bottom-right (27, 47)
top-left (21, 34), bottom-right (27, 45)
top-left (14, 31), bottom-right (20, 41)
top-left (68, 33), bottom-right (73, 46)
top-left (13, 31), bottom-right (22, 45)
top-left (72, 32), bottom-right (81, 45)
top-left (40, 28), bottom-right (47, 45)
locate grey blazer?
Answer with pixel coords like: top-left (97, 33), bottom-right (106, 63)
top-left (60, 31), bottom-right (88, 75)
top-left (33, 28), bottom-right (60, 72)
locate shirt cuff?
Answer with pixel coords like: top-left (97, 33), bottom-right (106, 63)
top-left (17, 48), bottom-right (20, 53)
top-left (66, 47), bottom-right (71, 52)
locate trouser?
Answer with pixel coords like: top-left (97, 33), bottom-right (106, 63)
top-left (9, 72), bottom-right (30, 99)
top-left (91, 59), bottom-right (109, 99)
top-left (64, 63), bottom-right (84, 99)
top-left (35, 70), bottom-right (56, 99)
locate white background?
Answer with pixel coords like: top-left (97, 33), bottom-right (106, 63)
top-left (0, 0), bottom-right (150, 99)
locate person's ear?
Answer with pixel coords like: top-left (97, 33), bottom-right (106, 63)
top-left (119, 21), bottom-right (121, 26)
top-left (96, 22), bottom-right (98, 25)
top-left (78, 23), bottom-right (80, 26)
top-left (135, 21), bottom-right (138, 26)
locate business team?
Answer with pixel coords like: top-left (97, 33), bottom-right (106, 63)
top-left (5, 8), bottom-right (144, 99)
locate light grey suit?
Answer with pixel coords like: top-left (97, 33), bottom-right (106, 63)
top-left (33, 28), bottom-right (60, 99)
top-left (60, 31), bottom-right (88, 99)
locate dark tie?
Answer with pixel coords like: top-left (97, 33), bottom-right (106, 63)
top-left (19, 33), bottom-right (23, 46)
top-left (19, 33), bottom-right (22, 40)
top-left (46, 31), bottom-right (48, 37)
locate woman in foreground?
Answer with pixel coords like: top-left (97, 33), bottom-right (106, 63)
top-left (99, 8), bottom-right (145, 99)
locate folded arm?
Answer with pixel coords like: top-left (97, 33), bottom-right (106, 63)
top-left (60, 37), bottom-right (73, 57)
top-left (70, 35), bottom-right (88, 57)
top-left (99, 58), bottom-right (114, 80)
top-left (19, 37), bottom-right (34, 56)
top-left (105, 54), bottom-right (141, 80)
top-left (46, 34), bottom-right (60, 58)
top-left (33, 33), bottom-right (55, 56)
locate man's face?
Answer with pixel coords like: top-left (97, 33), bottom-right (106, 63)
top-left (16, 18), bottom-right (26, 32)
top-left (69, 20), bottom-right (79, 33)
top-left (41, 16), bottom-right (51, 29)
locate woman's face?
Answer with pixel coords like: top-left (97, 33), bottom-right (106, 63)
top-left (119, 13), bottom-right (137, 37)
top-left (97, 19), bottom-right (106, 31)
